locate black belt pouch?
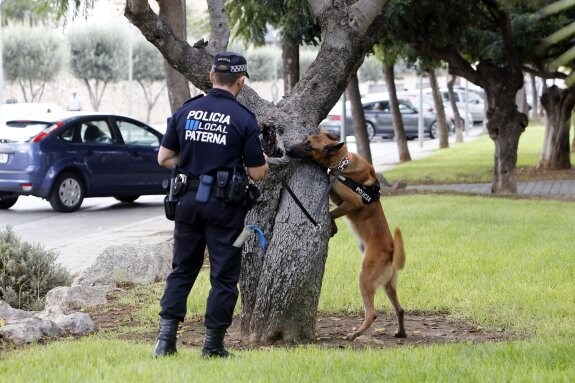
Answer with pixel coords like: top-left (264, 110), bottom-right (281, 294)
top-left (164, 196), bottom-right (177, 220)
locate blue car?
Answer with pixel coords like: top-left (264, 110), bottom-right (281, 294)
top-left (0, 112), bottom-right (170, 212)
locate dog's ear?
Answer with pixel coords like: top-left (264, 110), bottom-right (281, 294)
top-left (325, 132), bottom-right (341, 142)
top-left (323, 142), bottom-right (345, 154)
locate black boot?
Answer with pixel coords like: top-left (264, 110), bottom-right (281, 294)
top-left (201, 328), bottom-right (233, 358)
top-left (153, 318), bottom-right (179, 357)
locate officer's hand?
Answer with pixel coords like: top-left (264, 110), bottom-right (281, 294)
top-left (265, 153), bottom-right (290, 166)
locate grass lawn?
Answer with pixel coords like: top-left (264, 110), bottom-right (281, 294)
top-left (1, 125), bottom-right (574, 382)
top-left (384, 124), bottom-right (575, 184)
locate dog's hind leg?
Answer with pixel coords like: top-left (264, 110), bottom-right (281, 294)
top-left (384, 273), bottom-right (406, 338)
top-left (345, 273), bottom-right (377, 341)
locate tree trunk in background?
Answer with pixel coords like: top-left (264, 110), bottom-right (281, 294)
top-left (480, 62), bottom-right (528, 194)
top-left (447, 75), bottom-right (464, 143)
top-left (347, 74), bottom-right (372, 163)
top-left (282, 39), bottom-right (299, 96)
top-left (539, 85), bottom-right (575, 170)
top-left (428, 69), bottom-right (449, 148)
top-left (158, 0), bottom-right (191, 112)
top-left (383, 63), bottom-right (411, 162)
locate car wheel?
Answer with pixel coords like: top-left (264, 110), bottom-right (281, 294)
top-left (428, 121), bottom-right (438, 139)
top-left (114, 195), bottom-right (140, 203)
top-left (0, 193), bottom-right (19, 209)
top-left (366, 122), bottom-right (376, 141)
top-left (49, 172), bottom-right (85, 212)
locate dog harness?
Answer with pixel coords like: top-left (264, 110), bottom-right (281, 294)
top-left (328, 152), bottom-right (380, 204)
top-left (337, 176), bottom-right (381, 204)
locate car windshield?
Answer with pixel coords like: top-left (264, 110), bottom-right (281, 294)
top-left (0, 120), bottom-right (54, 143)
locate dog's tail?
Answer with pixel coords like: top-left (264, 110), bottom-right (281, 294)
top-left (392, 227), bottom-right (406, 270)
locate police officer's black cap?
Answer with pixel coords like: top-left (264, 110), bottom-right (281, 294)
top-left (212, 51), bottom-right (249, 78)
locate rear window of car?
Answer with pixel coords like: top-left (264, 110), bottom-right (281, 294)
top-left (0, 121), bottom-right (54, 143)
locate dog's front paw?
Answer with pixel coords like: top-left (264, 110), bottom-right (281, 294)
top-left (330, 218), bottom-right (338, 237)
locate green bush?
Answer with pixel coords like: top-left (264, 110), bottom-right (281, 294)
top-left (0, 226), bottom-right (72, 311)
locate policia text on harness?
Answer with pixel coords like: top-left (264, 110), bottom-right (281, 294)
top-left (163, 166), bottom-right (260, 221)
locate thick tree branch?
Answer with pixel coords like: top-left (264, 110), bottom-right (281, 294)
top-left (307, 0), bottom-right (331, 17)
top-left (349, 0), bottom-right (389, 35)
top-left (125, 0), bottom-right (212, 91)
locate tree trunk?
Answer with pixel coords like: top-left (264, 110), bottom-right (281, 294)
top-left (240, 165), bottom-right (332, 343)
top-left (158, 0), bottom-right (190, 112)
top-left (347, 74), bottom-right (372, 163)
top-left (282, 39), bottom-right (299, 96)
top-left (480, 63), bottom-right (528, 194)
top-left (427, 68), bottom-right (449, 148)
top-left (447, 75), bottom-right (464, 143)
top-left (383, 63), bottom-right (411, 162)
top-left (538, 85), bottom-right (575, 170)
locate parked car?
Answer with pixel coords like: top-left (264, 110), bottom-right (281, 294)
top-left (421, 87), bottom-right (485, 123)
top-left (321, 95), bottom-right (438, 141)
top-left (397, 91), bottom-right (474, 132)
top-left (0, 112), bottom-right (170, 212)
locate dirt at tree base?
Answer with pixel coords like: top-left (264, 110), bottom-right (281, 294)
top-left (87, 289), bottom-right (516, 351)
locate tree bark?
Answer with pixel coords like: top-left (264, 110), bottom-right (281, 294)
top-left (347, 73), bottom-right (373, 163)
top-left (539, 85), bottom-right (575, 170)
top-left (447, 75), bottom-right (463, 143)
top-left (427, 68), bottom-right (449, 148)
top-left (383, 63), bottom-right (411, 162)
top-left (282, 39), bottom-right (300, 96)
top-left (158, 0), bottom-right (191, 112)
top-left (479, 62), bottom-right (528, 194)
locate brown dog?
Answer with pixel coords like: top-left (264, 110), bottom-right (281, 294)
top-left (287, 132), bottom-right (406, 340)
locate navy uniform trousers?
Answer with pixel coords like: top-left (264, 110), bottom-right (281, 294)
top-left (159, 190), bottom-right (246, 330)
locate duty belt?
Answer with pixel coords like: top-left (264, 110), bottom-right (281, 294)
top-left (185, 179), bottom-right (202, 191)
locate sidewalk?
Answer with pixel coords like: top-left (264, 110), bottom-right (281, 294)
top-left (408, 179), bottom-right (575, 197)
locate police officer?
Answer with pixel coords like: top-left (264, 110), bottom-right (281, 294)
top-left (154, 51), bottom-right (269, 358)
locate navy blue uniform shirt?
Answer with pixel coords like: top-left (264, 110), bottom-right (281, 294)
top-left (162, 89), bottom-right (266, 178)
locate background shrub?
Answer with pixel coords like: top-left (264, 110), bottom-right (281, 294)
top-left (0, 226), bottom-right (72, 311)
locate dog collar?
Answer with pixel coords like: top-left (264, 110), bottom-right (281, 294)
top-left (328, 151), bottom-right (351, 175)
